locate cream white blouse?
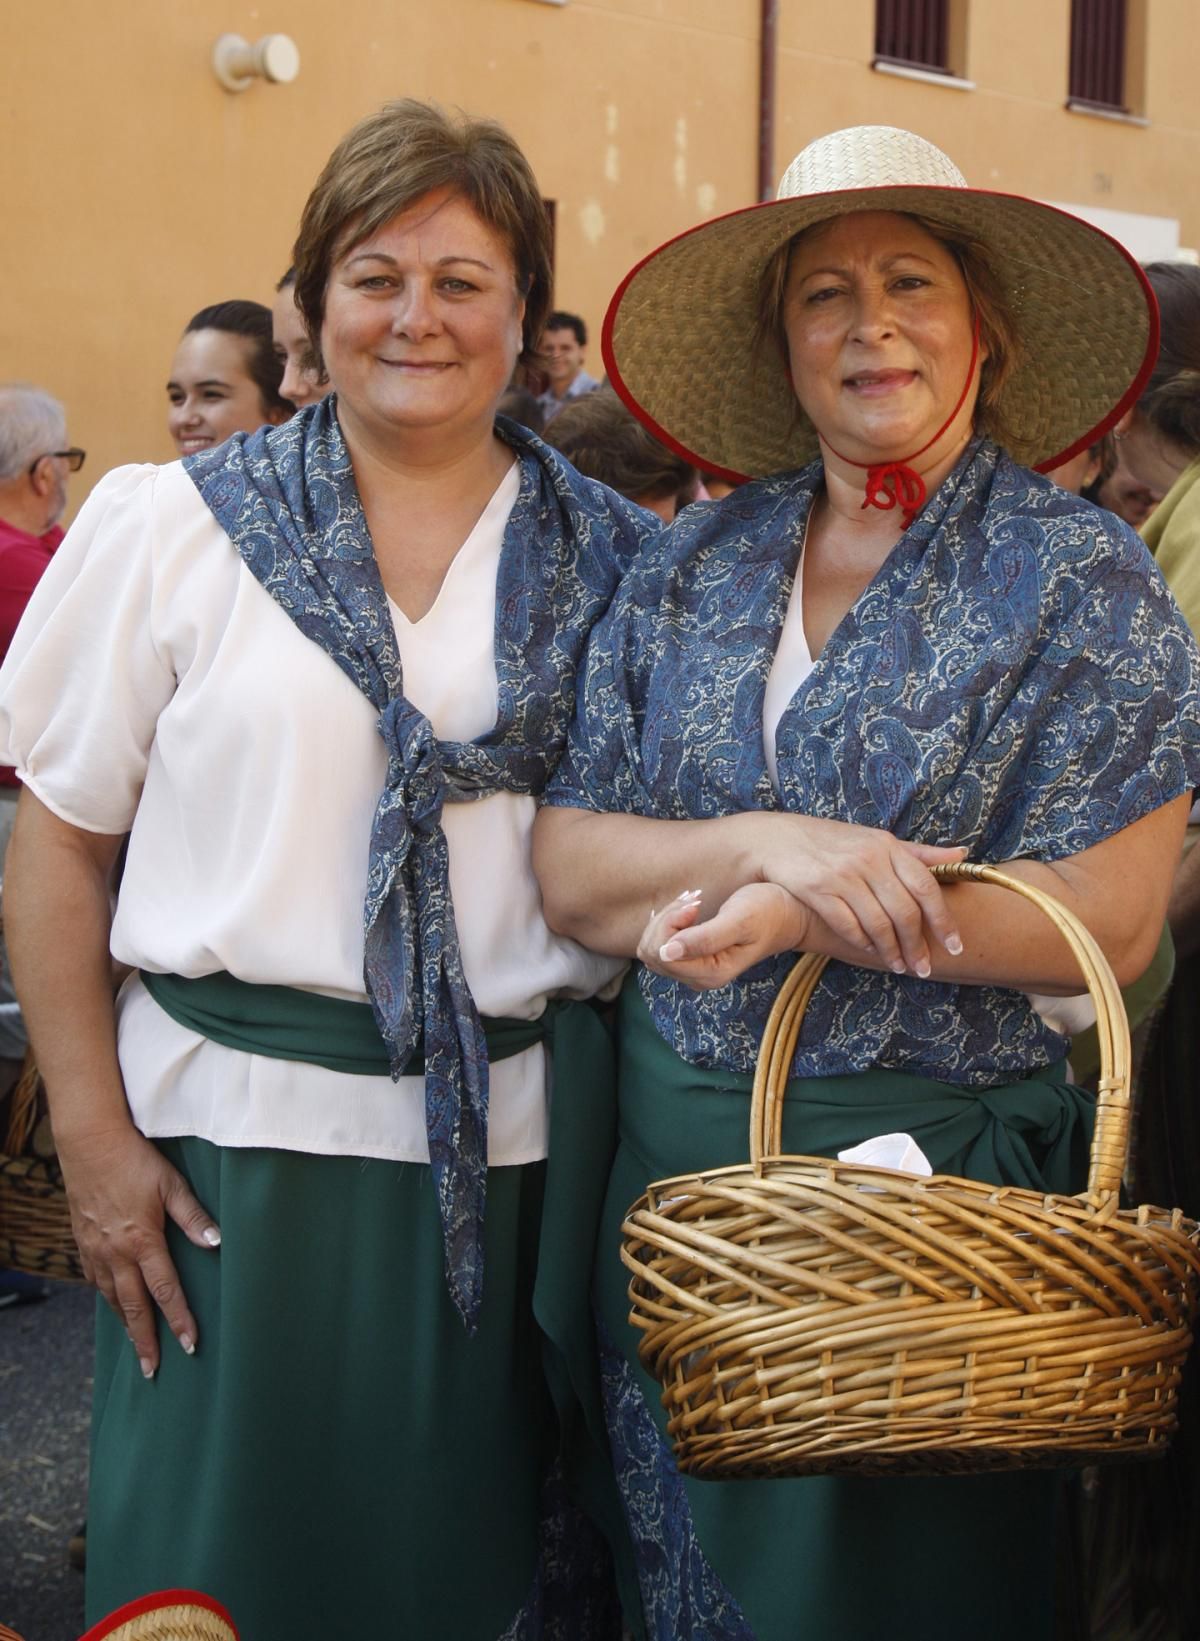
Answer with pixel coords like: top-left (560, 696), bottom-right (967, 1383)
top-left (0, 460), bottom-right (623, 1164)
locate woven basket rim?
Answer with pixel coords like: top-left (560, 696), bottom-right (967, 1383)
top-left (628, 1154), bottom-right (1197, 1227)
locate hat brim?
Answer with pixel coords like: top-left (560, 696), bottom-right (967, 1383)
top-left (80, 1589), bottom-right (239, 1641)
top-left (602, 185), bottom-right (1158, 481)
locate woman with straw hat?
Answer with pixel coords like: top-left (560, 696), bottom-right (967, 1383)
top-left (533, 126), bottom-right (1200, 1640)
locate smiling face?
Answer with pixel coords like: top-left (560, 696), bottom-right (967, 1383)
top-left (782, 210), bottom-right (984, 465)
top-left (542, 325), bottom-right (585, 391)
top-left (272, 284), bottom-right (327, 409)
top-left (166, 329), bottom-right (287, 456)
top-left (320, 187), bottom-right (526, 449)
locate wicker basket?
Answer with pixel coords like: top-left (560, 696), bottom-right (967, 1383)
top-left (621, 861), bottom-right (1200, 1478)
top-left (0, 1052), bottom-right (84, 1283)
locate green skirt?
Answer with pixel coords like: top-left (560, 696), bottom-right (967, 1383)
top-left (87, 995), bottom-right (626, 1640)
top-left (560, 977), bottom-right (1097, 1641)
top-left (88, 1140), bottom-right (634, 1640)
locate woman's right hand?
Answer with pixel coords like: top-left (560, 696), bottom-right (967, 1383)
top-left (56, 1120), bottom-right (221, 1379)
top-left (755, 814), bottom-right (968, 977)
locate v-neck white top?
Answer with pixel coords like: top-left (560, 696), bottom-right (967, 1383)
top-left (0, 459), bottom-right (623, 1165)
top-left (762, 543), bottom-right (816, 792)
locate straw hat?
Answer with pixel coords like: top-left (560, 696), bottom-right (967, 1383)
top-left (602, 125), bottom-right (1157, 480)
top-left (79, 1590), bottom-right (238, 1641)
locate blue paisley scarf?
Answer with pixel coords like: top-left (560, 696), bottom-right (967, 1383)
top-left (546, 438), bottom-right (1200, 1084)
top-left (185, 398), bottom-right (654, 1328)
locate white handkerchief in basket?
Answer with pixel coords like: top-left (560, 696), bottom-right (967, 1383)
top-left (837, 1132), bottom-right (933, 1176)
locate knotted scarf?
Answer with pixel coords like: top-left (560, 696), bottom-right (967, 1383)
top-left (185, 398), bottom-right (653, 1328)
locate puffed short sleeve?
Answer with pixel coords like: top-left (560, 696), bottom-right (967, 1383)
top-left (0, 464), bottom-right (178, 833)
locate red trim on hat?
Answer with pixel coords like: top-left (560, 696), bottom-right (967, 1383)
top-left (600, 203), bottom-right (767, 486)
top-left (1032, 243), bottom-right (1160, 473)
top-left (79, 1589), bottom-right (239, 1640)
top-left (601, 185), bottom-right (1160, 482)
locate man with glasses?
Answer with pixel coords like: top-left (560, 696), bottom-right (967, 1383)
top-left (0, 384), bottom-right (84, 1160)
top-left (0, 384), bottom-right (84, 670)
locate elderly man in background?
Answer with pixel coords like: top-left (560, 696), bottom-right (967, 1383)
top-left (536, 309), bottom-right (600, 424)
top-left (0, 383), bottom-right (83, 1085)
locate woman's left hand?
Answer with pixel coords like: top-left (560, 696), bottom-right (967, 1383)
top-left (638, 884), bottom-right (809, 989)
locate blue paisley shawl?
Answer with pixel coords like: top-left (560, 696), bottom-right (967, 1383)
top-left (545, 437), bottom-right (1200, 1085)
top-left (184, 398), bottom-right (656, 1329)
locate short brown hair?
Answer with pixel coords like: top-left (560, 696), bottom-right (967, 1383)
top-left (1139, 261), bottom-right (1200, 456)
top-left (545, 387), bottom-right (697, 508)
top-left (755, 210), bottom-right (1021, 446)
top-left (292, 99), bottom-right (553, 370)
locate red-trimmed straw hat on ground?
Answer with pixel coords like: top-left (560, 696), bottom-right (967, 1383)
top-left (602, 124), bottom-right (1158, 483)
top-left (78, 1589), bottom-right (238, 1641)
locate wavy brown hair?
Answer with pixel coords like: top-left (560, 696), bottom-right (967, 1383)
top-left (292, 100), bottom-right (553, 373)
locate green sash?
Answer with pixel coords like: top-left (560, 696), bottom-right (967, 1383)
top-left (140, 969), bottom-right (546, 1076)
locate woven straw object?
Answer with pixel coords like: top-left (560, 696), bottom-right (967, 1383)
top-left (80, 1591), bottom-right (238, 1641)
top-left (621, 862), bottom-right (1200, 1479)
top-left (0, 1051), bottom-right (84, 1283)
top-left (603, 125), bottom-right (1156, 480)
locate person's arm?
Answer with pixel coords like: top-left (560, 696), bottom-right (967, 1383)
top-left (535, 804), bottom-right (970, 978)
top-left (535, 795), bottom-right (1189, 995)
top-left (4, 789), bottom-right (220, 1378)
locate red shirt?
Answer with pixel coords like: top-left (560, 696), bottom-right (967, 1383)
top-left (0, 516), bottom-right (63, 786)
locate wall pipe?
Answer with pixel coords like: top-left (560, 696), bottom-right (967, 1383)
top-left (758, 0), bottom-right (779, 202)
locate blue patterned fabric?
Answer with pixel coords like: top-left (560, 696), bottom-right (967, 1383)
top-left (499, 1459), bottom-right (623, 1640)
top-left (546, 438), bottom-right (1200, 1085)
top-left (597, 1318), bottom-right (753, 1641)
top-left (184, 398), bottom-right (655, 1328)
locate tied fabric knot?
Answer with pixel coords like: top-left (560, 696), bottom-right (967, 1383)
top-left (862, 463), bottom-right (927, 530)
top-left (368, 692), bottom-right (491, 1331)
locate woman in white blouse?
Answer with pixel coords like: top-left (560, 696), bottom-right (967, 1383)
top-left (0, 101), bottom-right (652, 1638)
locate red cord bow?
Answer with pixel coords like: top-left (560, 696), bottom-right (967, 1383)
top-left (862, 462), bottom-right (927, 529)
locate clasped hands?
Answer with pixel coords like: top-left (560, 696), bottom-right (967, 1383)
top-left (638, 818), bottom-right (968, 990)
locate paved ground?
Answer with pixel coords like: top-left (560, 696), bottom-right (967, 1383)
top-left (0, 1280), bottom-right (92, 1641)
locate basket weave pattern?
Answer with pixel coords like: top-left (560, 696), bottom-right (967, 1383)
top-left (621, 863), bottom-right (1200, 1478)
top-left (91, 1617), bottom-right (234, 1641)
top-left (0, 1055), bottom-right (84, 1283)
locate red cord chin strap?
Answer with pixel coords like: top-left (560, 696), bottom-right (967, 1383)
top-left (819, 314), bottom-right (981, 530)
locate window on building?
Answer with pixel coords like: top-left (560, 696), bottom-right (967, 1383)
top-left (874, 1), bottom-right (967, 79)
top-left (1068, 0), bottom-right (1146, 115)
top-left (1069, 0), bottom-right (1127, 109)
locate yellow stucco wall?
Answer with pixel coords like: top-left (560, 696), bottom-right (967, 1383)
top-left (3, 0), bottom-right (1197, 510)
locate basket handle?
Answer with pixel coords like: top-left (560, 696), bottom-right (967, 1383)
top-left (748, 860), bottom-right (1131, 1201)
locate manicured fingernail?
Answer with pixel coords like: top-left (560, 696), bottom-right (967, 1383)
top-left (139, 1357), bottom-right (156, 1381)
top-left (660, 940), bottom-right (685, 961)
top-left (915, 959), bottom-right (931, 978)
top-left (678, 888), bottom-right (702, 903)
top-left (945, 934), bottom-right (963, 955)
top-left (202, 1226), bottom-right (222, 1247)
top-left (180, 1333), bottom-right (195, 1356)
top-left (890, 961), bottom-right (906, 975)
